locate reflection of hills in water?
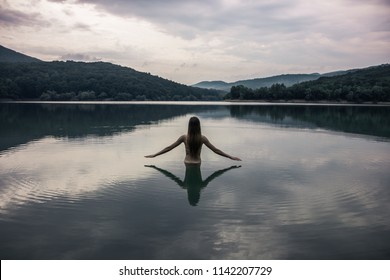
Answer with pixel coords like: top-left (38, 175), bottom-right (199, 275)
top-left (227, 105), bottom-right (390, 139)
top-left (227, 106), bottom-right (316, 128)
top-left (0, 102), bottom-right (216, 151)
top-left (1, 102), bottom-right (389, 152)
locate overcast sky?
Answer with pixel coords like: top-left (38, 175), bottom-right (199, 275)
top-left (1, 0), bottom-right (389, 84)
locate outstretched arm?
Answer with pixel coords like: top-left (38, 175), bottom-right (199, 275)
top-left (203, 136), bottom-right (241, 161)
top-left (203, 165), bottom-right (241, 186)
top-left (145, 135), bottom-right (185, 158)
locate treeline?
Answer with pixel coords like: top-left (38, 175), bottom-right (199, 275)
top-left (225, 64), bottom-right (390, 102)
top-left (0, 61), bottom-right (223, 101)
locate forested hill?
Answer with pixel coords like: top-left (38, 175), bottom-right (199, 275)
top-left (224, 64), bottom-right (390, 102)
top-left (0, 60), bottom-right (222, 101)
top-left (0, 45), bottom-right (41, 63)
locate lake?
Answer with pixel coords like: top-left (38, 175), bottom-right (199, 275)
top-left (0, 102), bottom-right (389, 260)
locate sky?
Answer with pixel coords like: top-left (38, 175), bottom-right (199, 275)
top-left (1, 0), bottom-right (389, 85)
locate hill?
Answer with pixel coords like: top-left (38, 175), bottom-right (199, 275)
top-left (192, 80), bottom-right (230, 91)
top-left (0, 60), bottom-right (221, 101)
top-left (0, 45), bottom-right (41, 63)
top-left (193, 72), bottom-right (350, 91)
top-left (224, 64), bottom-right (390, 102)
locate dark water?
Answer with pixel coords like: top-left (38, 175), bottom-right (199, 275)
top-left (0, 102), bottom-right (389, 260)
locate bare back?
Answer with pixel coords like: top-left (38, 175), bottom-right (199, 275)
top-left (183, 134), bottom-right (203, 164)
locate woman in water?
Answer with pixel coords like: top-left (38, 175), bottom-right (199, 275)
top-left (145, 116), bottom-right (241, 164)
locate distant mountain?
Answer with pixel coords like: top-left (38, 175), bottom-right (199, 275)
top-left (0, 45), bottom-right (41, 63)
top-left (193, 71), bottom-right (351, 91)
top-left (192, 80), bottom-right (230, 91)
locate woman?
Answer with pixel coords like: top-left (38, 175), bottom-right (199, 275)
top-left (145, 116), bottom-right (241, 164)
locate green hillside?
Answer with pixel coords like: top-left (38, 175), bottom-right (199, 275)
top-left (0, 60), bottom-right (222, 101)
top-left (0, 45), bottom-right (41, 63)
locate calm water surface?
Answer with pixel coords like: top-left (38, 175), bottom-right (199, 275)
top-left (0, 102), bottom-right (389, 259)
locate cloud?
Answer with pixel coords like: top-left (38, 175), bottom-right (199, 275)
top-left (69, 0), bottom-right (390, 41)
top-left (0, 4), bottom-right (49, 27)
top-left (59, 53), bottom-right (102, 62)
top-left (68, 0), bottom-right (390, 74)
top-left (4, 0), bottom-right (390, 83)
top-left (73, 22), bottom-right (91, 31)
top-left (71, 0), bottom-right (309, 39)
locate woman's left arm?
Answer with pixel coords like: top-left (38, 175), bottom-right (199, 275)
top-left (202, 136), bottom-right (241, 161)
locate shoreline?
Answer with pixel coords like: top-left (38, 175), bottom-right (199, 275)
top-left (1, 99), bottom-right (390, 106)
top-left (225, 99), bottom-right (390, 105)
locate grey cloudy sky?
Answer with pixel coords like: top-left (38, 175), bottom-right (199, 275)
top-left (1, 0), bottom-right (389, 84)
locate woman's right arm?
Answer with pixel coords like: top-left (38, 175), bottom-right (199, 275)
top-left (145, 135), bottom-right (185, 158)
top-left (202, 136), bottom-right (241, 161)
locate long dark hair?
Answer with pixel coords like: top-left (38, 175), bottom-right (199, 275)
top-left (187, 116), bottom-right (202, 156)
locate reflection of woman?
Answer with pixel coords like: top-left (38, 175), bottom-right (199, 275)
top-left (145, 116), bottom-right (241, 164)
top-left (145, 164), bottom-right (241, 206)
